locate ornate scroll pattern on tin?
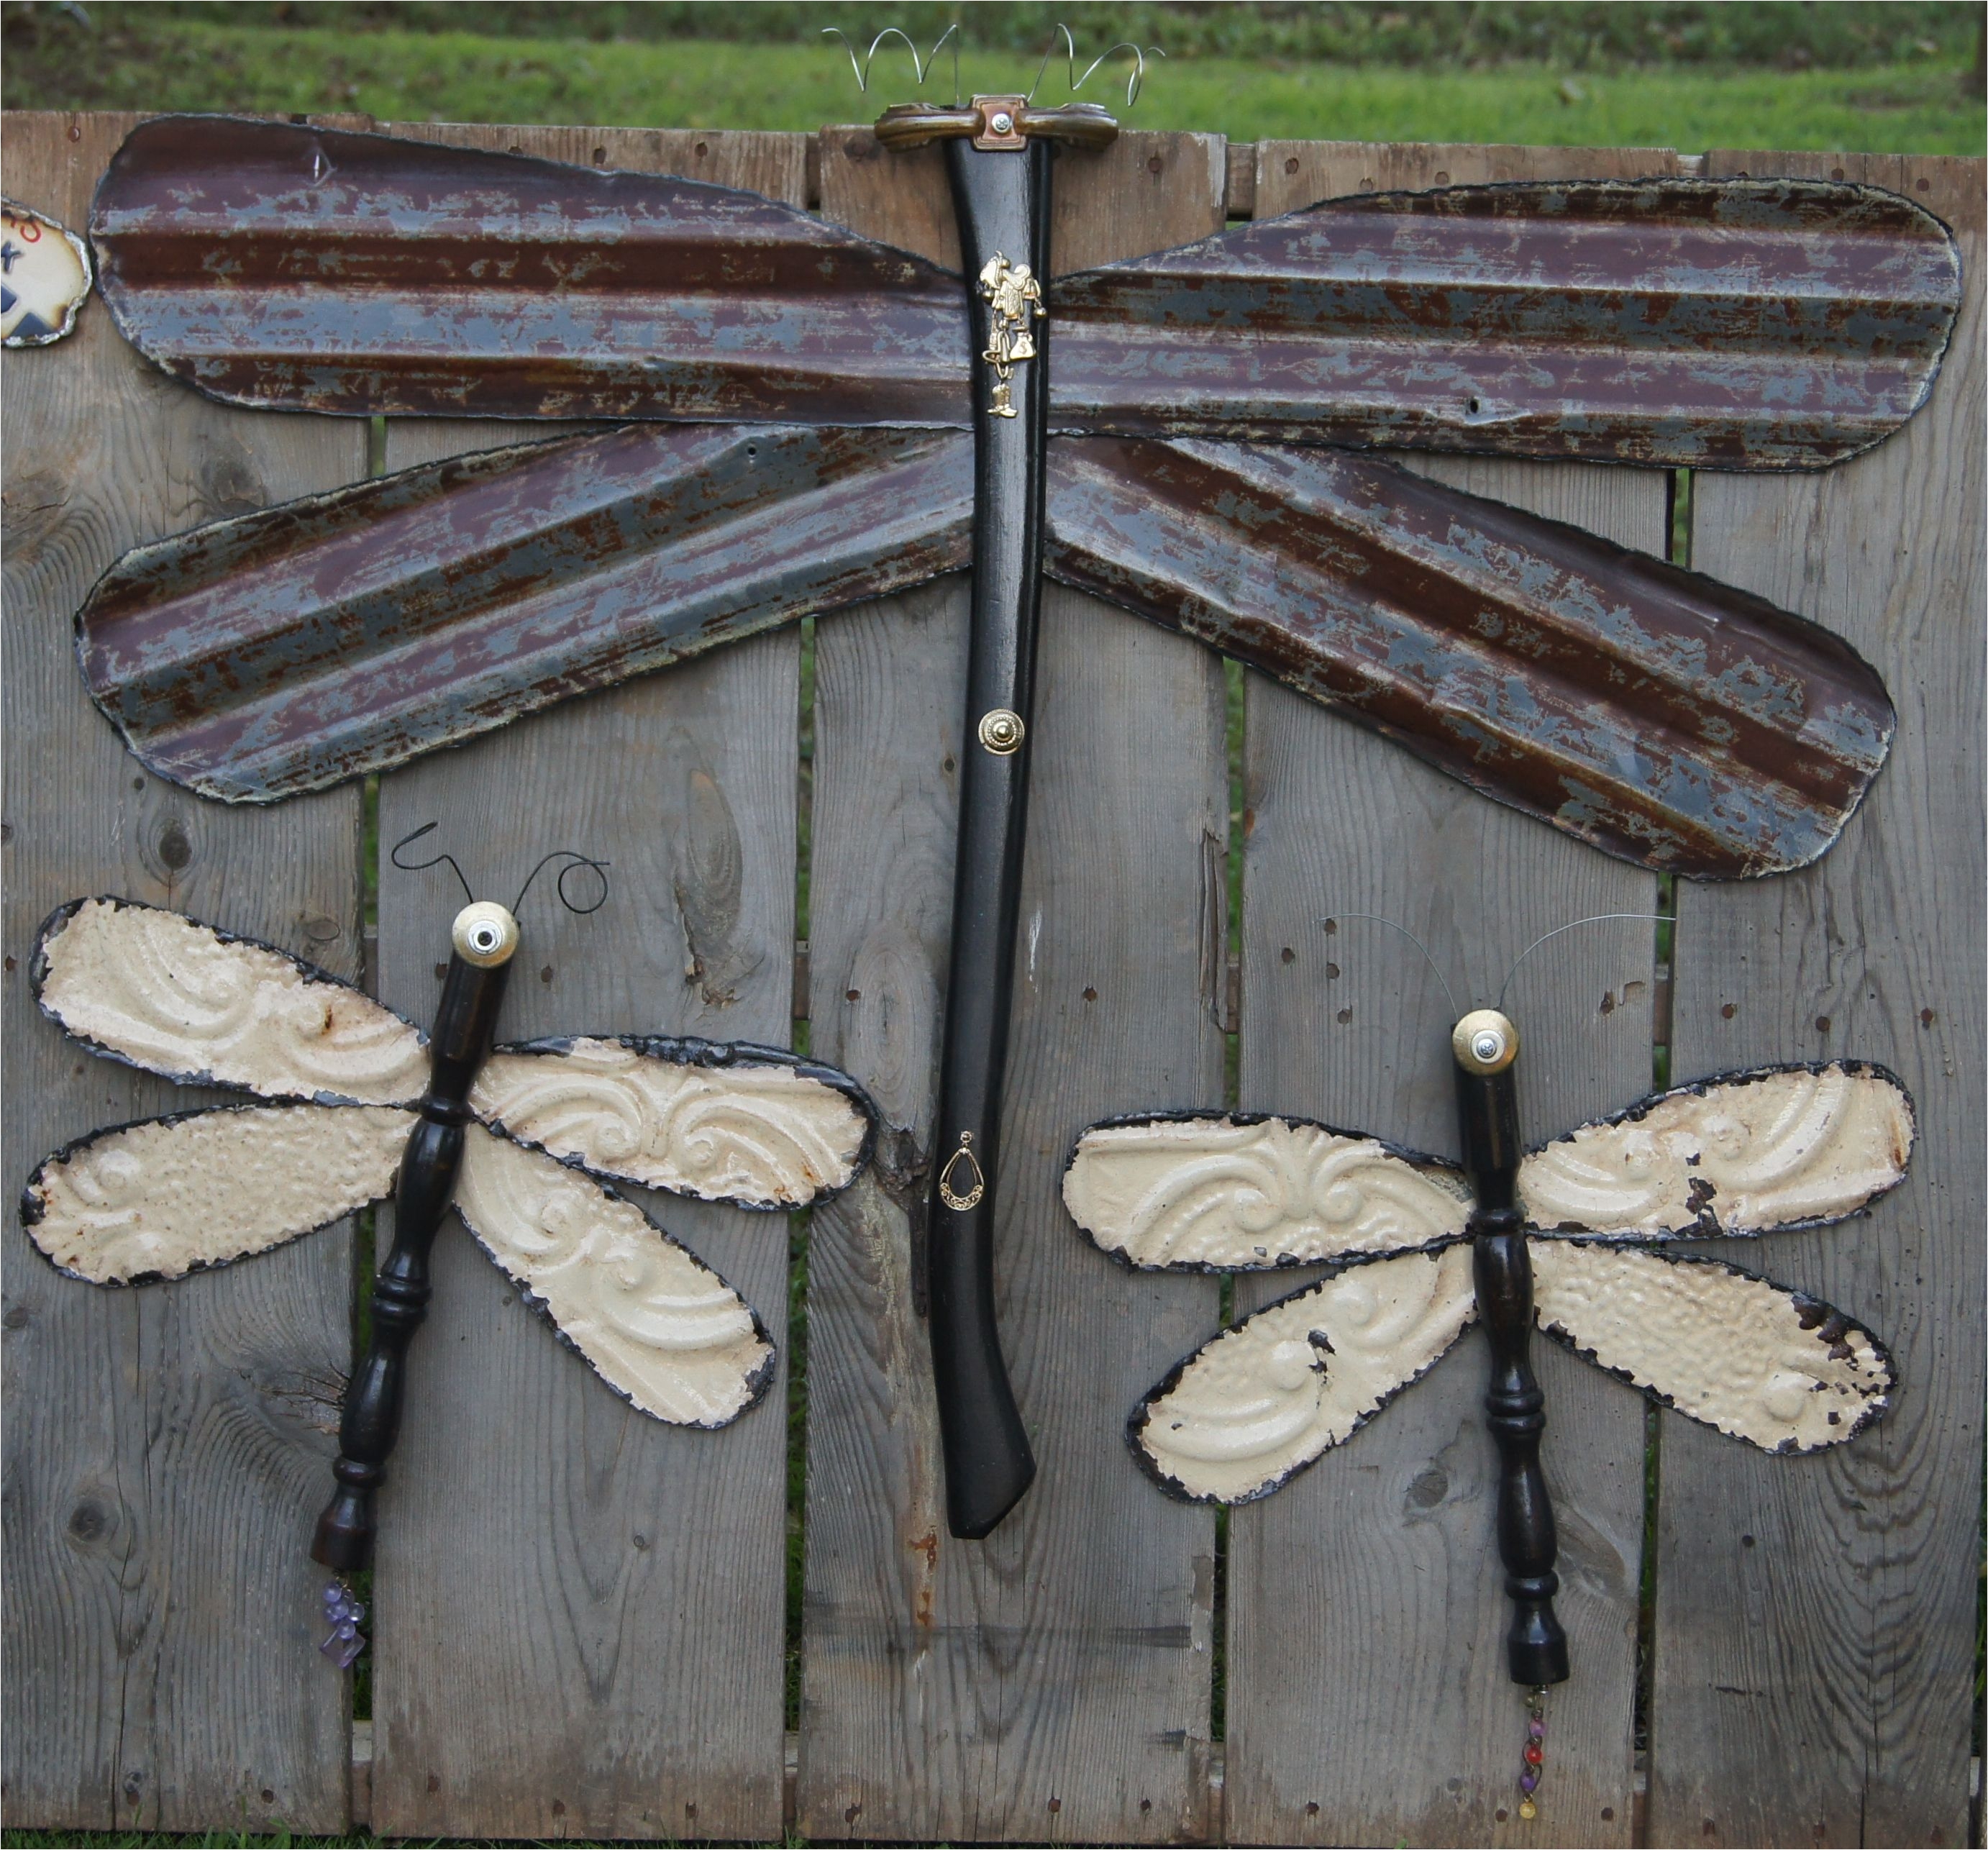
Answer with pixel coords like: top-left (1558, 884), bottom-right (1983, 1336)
top-left (469, 1035), bottom-right (872, 1210)
top-left (1064, 1114), bottom-right (1469, 1270)
top-left (1073, 1060), bottom-right (1912, 1498)
top-left (1529, 1244), bottom-right (1892, 1451)
top-left (23, 1103), bottom-right (414, 1286)
top-left (452, 1127), bottom-right (774, 1426)
top-left (1520, 1062), bottom-right (1917, 1237)
top-left (1135, 1246), bottom-right (1479, 1503)
top-left (22, 896), bottom-right (880, 1430)
top-left (34, 897), bottom-right (429, 1106)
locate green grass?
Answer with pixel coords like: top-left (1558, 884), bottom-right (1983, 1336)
top-left (2, 7), bottom-right (1979, 152)
top-left (16, 1), bottom-right (1988, 68)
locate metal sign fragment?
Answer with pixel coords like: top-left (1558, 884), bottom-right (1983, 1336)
top-left (1, 199), bottom-right (91, 346)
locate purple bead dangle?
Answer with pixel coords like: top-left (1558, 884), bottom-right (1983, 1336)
top-left (1516, 1685), bottom-right (1546, 1819)
top-left (319, 1578), bottom-right (367, 1669)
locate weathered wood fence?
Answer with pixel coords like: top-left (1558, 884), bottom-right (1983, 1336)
top-left (4, 111), bottom-right (1980, 1847)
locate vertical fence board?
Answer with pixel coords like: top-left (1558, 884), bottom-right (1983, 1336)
top-left (3, 112), bottom-right (1974, 1849)
top-left (1653, 150), bottom-right (1984, 1850)
top-left (365, 122), bottom-right (806, 1844)
top-left (2, 111), bottom-right (366, 1835)
top-left (798, 129), bottom-right (1228, 1844)
top-left (1223, 135), bottom-right (1672, 1850)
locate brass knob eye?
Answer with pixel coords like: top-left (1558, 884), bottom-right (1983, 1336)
top-left (451, 901), bottom-right (520, 968)
top-left (1452, 1008), bottom-right (1519, 1075)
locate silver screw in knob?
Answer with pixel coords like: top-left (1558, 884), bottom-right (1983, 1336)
top-left (989, 110), bottom-right (1014, 134)
top-left (1451, 1008), bottom-right (1519, 1075)
top-left (451, 900), bottom-right (521, 969)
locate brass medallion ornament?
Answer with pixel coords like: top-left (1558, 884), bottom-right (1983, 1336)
top-left (977, 707), bottom-right (1025, 755)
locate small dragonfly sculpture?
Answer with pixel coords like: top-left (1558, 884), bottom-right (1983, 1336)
top-left (50, 39), bottom-right (1959, 1536)
top-left (20, 834), bottom-right (879, 1627)
top-left (1061, 920), bottom-right (1910, 1817)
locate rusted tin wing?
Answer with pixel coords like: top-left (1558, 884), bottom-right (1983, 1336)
top-left (92, 117), bottom-right (970, 424)
top-left (81, 422), bottom-right (971, 801)
top-left (1045, 436), bottom-right (1893, 877)
top-left (1051, 179), bottom-right (1961, 469)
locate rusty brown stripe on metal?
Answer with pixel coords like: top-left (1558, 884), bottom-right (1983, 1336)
top-left (92, 116), bottom-right (970, 424)
top-left (81, 422), bottom-right (972, 801)
top-left (1049, 179), bottom-right (1961, 469)
top-left (1044, 436), bottom-right (1893, 876)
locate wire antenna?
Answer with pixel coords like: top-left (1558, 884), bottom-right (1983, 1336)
top-left (512, 849), bottom-right (611, 920)
top-left (1497, 913), bottom-right (1670, 1011)
top-left (1321, 913), bottom-right (1461, 1022)
top-left (823, 24), bottom-right (960, 101)
top-left (1027, 24), bottom-right (1164, 107)
top-left (390, 821), bottom-right (473, 908)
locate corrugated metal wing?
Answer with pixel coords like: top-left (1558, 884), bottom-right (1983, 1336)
top-left (1044, 435), bottom-right (1894, 875)
top-left (80, 421), bottom-right (973, 800)
top-left (92, 116), bottom-right (970, 424)
top-left (1050, 179), bottom-right (1961, 468)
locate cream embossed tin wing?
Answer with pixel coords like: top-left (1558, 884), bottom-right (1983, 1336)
top-left (22, 895), bottom-right (877, 1571)
top-left (1065, 1057), bottom-right (1910, 1507)
top-left (1064, 1011), bottom-right (1911, 1810)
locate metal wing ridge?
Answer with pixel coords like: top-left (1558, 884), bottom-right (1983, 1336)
top-left (469, 1034), bottom-right (877, 1211)
top-left (1518, 1060), bottom-right (1915, 1236)
top-left (1052, 176), bottom-right (1962, 468)
top-left (91, 115), bottom-right (969, 426)
top-left (1047, 439), bottom-right (1897, 878)
top-left (1131, 1248), bottom-right (1479, 1502)
top-left (1064, 1111), bottom-right (1469, 1270)
top-left (76, 421), bottom-right (972, 802)
top-left (32, 895), bottom-right (429, 1103)
top-left (94, 122), bottom-right (1961, 471)
top-left (1529, 1242), bottom-right (1893, 1449)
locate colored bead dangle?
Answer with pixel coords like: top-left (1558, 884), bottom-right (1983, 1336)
top-left (1516, 1685), bottom-right (1546, 1819)
top-left (319, 1578), bottom-right (367, 1669)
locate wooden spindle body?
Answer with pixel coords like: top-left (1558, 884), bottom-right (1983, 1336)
top-left (312, 904), bottom-right (516, 1571)
top-left (1454, 1011), bottom-right (1570, 1687)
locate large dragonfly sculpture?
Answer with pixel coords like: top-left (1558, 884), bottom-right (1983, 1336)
top-left (20, 874), bottom-right (878, 1589)
top-left (1062, 946), bottom-right (1911, 1815)
top-left (53, 81), bottom-right (1959, 1537)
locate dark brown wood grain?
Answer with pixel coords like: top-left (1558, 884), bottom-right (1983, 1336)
top-left (2, 111), bottom-right (368, 1835)
top-left (797, 129), bottom-right (1230, 1844)
top-left (1222, 138), bottom-right (1672, 1850)
top-left (362, 124), bottom-right (807, 1844)
top-left (1654, 150), bottom-right (1984, 1850)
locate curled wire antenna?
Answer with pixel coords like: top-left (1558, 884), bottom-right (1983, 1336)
top-left (823, 24), bottom-right (960, 99)
top-left (390, 821), bottom-right (473, 907)
top-left (1321, 913), bottom-right (1460, 1021)
top-left (1497, 912), bottom-right (1671, 1011)
top-left (1027, 24), bottom-right (1164, 107)
top-left (513, 850), bottom-right (611, 920)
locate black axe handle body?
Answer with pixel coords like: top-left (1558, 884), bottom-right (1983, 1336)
top-left (924, 134), bottom-right (1054, 1539)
